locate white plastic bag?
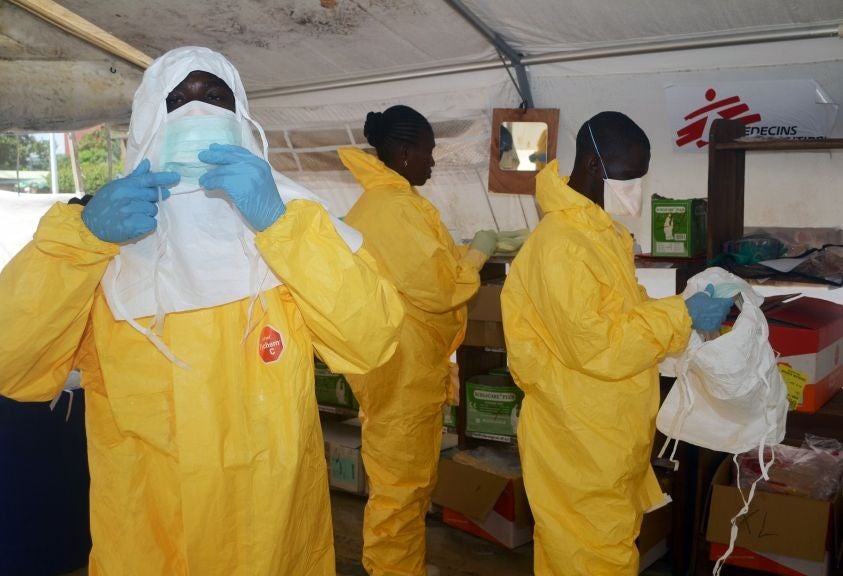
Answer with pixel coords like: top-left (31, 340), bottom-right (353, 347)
top-left (657, 268), bottom-right (788, 455)
top-left (656, 268), bottom-right (789, 575)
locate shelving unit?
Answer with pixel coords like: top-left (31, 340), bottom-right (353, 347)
top-left (692, 120), bottom-right (843, 575)
top-left (706, 118), bottom-right (843, 260)
top-left (455, 255), bottom-right (511, 449)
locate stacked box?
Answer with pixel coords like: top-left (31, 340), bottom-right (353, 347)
top-left (651, 196), bottom-right (707, 257)
top-left (465, 374), bottom-right (524, 438)
top-left (322, 420), bottom-right (366, 495)
top-left (707, 458), bottom-right (838, 576)
top-left (315, 360), bottom-right (358, 410)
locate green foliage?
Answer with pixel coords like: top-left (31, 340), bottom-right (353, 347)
top-left (43, 127), bottom-right (123, 194)
top-left (0, 134), bottom-right (50, 171)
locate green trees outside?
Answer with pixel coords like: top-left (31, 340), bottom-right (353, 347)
top-left (0, 128), bottom-right (122, 194)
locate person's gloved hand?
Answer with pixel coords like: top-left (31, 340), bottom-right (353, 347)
top-left (198, 144), bottom-right (286, 231)
top-left (496, 229), bottom-right (528, 254)
top-left (684, 284), bottom-right (734, 332)
top-left (469, 229), bottom-right (498, 256)
top-left (81, 159), bottom-right (179, 243)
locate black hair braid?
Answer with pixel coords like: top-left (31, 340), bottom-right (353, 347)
top-left (363, 111), bottom-right (385, 148)
top-left (364, 105), bottom-right (432, 158)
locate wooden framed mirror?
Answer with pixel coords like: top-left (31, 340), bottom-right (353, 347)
top-left (488, 108), bottom-right (559, 195)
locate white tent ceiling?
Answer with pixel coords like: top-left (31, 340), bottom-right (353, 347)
top-left (1, 0), bottom-right (841, 131)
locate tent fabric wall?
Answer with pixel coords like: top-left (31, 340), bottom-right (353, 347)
top-left (251, 36), bottom-right (842, 251)
top-left (2, 1), bottom-right (840, 248)
top-left (252, 70), bottom-right (542, 241)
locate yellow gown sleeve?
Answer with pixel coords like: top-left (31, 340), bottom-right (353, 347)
top-left (255, 200), bottom-right (404, 375)
top-left (532, 252), bottom-right (691, 381)
top-left (362, 196), bottom-right (482, 314)
top-left (0, 203), bottom-right (118, 401)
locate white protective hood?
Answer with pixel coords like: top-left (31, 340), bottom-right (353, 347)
top-left (124, 45), bottom-right (361, 250)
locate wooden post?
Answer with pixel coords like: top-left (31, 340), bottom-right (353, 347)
top-left (67, 131), bottom-right (84, 196)
top-left (9, 0), bottom-right (152, 69)
top-left (706, 119), bottom-right (747, 259)
top-left (15, 135), bottom-right (21, 194)
top-left (105, 124), bottom-right (114, 182)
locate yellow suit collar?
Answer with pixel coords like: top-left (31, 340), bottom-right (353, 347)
top-left (536, 160), bottom-right (614, 231)
top-left (338, 147), bottom-right (414, 193)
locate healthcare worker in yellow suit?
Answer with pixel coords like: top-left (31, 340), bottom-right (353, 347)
top-left (0, 47), bottom-right (404, 576)
top-left (338, 105), bottom-right (498, 576)
top-left (501, 111), bottom-right (733, 575)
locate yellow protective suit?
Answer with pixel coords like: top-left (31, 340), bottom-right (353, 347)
top-left (338, 147), bottom-right (485, 576)
top-left (0, 199), bottom-right (403, 576)
top-left (501, 161), bottom-right (692, 576)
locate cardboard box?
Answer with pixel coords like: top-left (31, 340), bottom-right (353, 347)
top-left (651, 196), bottom-right (707, 257)
top-left (764, 296), bottom-right (843, 413)
top-left (637, 504), bottom-right (672, 574)
top-left (464, 283), bottom-right (506, 348)
top-left (708, 543), bottom-right (831, 576)
top-left (315, 361), bottom-right (359, 410)
top-left (463, 321), bottom-right (506, 348)
top-left (433, 453), bottom-right (533, 549)
top-left (706, 458), bottom-right (839, 576)
top-left (467, 283), bottom-right (504, 322)
top-left (322, 420), bottom-right (366, 495)
top-left (465, 374), bottom-right (524, 438)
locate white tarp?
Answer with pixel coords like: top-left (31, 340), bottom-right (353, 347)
top-left (2, 1), bottom-right (841, 251)
top-left (0, 193), bottom-right (76, 271)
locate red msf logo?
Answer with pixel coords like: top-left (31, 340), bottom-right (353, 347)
top-left (676, 88), bottom-right (762, 148)
top-left (258, 325), bottom-right (284, 364)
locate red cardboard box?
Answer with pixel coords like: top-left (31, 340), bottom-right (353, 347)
top-left (764, 297), bottom-right (843, 413)
top-left (432, 455), bottom-right (533, 549)
top-left (706, 458), bottom-right (840, 576)
top-left (708, 543), bottom-right (830, 576)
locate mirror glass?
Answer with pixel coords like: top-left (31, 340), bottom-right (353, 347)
top-left (499, 121), bottom-right (548, 172)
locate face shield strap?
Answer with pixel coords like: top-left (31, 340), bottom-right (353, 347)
top-left (108, 250), bottom-right (190, 370)
top-left (241, 234), bottom-right (271, 344)
top-left (150, 185), bottom-right (170, 336)
top-left (586, 122), bottom-right (610, 180)
top-left (238, 101), bottom-right (270, 159)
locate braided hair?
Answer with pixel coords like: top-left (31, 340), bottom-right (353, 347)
top-left (364, 105), bottom-right (433, 161)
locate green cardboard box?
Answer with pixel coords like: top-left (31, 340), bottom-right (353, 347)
top-left (651, 196), bottom-right (707, 257)
top-left (315, 360), bottom-right (358, 410)
top-left (465, 374), bottom-right (524, 438)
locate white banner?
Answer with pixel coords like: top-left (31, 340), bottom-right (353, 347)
top-left (665, 80), bottom-right (838, 151)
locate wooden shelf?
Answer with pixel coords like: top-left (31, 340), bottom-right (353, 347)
top-left (698, 124), bottom-right (843, 574)
top-left (318, 404), bottom-right (358, 418)
top-left (713, 138), bottom-right (843, 151)
top-left (706, 119), bottom-right (843, 260)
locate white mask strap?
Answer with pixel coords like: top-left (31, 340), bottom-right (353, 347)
top-left (240, 105), bottom-right (269, 159)
top-left (109, 252), bottom-right (190, 370)
top-left (241, 235), bottom-right (271, 344)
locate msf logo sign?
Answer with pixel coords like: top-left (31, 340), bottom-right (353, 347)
top-left (258, 325), bottom-right (285, 364)
top-left (676, 88), bottom-right (762, 148)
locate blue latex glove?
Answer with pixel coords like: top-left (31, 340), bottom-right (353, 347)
top-left (198, 144), bottom-right (286, 231)
top-left (684, 283), bottom-right (734, 332)
top-left (81, 159), bottom-right (179, 243)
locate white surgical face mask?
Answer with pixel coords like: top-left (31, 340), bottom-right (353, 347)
top-left (603, 177), bottom-right (643, 217)
top-left (587, 122), bottom-right (645, 217)
top-left (102, 99), bottom-right (279, 368)
top-left (158, 101), bottom-right (241, 187)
